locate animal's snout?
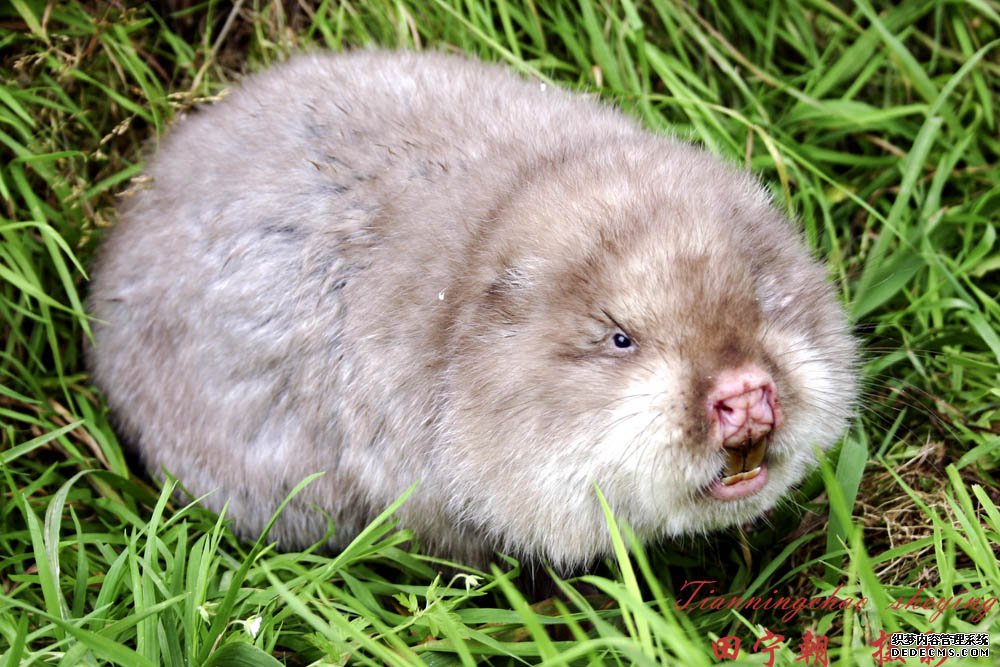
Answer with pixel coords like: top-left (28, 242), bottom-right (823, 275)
top-left (707, 365), bottom-right (781, 449)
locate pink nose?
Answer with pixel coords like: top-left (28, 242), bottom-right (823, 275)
top-left (707, 365), bottom-right (781, 448)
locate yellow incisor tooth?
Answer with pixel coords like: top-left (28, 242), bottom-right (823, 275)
top-left (745, 437), bottom-right (768, 470)
top-left (721, 466), bottom-right (762, 487)
top-left (724, 437), bottom-right (769, 478)
top-left (724, 450), bottom-right (744, 477)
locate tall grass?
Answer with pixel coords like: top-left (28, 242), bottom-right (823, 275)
top-left (1, 1), bottom-right (997, 664)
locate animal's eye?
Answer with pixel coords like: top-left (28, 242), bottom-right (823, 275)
top-left (611, 332), bottom-right (633, 349)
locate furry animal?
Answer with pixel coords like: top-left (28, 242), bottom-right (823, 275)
top-left (88, 50), bottom-right (858, 568)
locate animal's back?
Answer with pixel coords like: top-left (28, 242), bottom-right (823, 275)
top-left (89, 51), bottom-right (640, 558)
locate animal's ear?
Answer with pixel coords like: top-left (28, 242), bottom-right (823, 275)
top-left (481, 259), bottom-right (534, 326)
top-left (488, 264), bottom-right (530, 294)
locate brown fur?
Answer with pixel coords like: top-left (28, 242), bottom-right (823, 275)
top-left (87, 50), bottom-right (858, 568)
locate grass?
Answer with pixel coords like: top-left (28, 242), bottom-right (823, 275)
top-left (1, 0), bottom-right (998, 664)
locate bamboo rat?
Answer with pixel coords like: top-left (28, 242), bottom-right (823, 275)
top-left (88, 50), bottom-right (858, 568)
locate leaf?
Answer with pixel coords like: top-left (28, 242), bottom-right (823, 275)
top-left (201, 641), bottom-right (284, 667)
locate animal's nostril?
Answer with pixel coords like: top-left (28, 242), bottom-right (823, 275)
top-left (706, 364), bottom-right (783, 448)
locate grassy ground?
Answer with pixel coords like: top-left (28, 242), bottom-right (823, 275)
top-left (1, 0), bottom-right (998, 665)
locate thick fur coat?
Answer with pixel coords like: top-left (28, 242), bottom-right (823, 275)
top-left (88, 51), bottom-right (858, 568)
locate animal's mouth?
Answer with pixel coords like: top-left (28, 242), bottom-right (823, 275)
top-left (708, 436), bottom-right (770, 500)
top-left (720, 435), bottom-right (768, 485)
top-left (704, 365), bottom-right (780, 501)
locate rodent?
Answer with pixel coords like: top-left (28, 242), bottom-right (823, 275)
top-left (87, 50), bottom-right (858, 569)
